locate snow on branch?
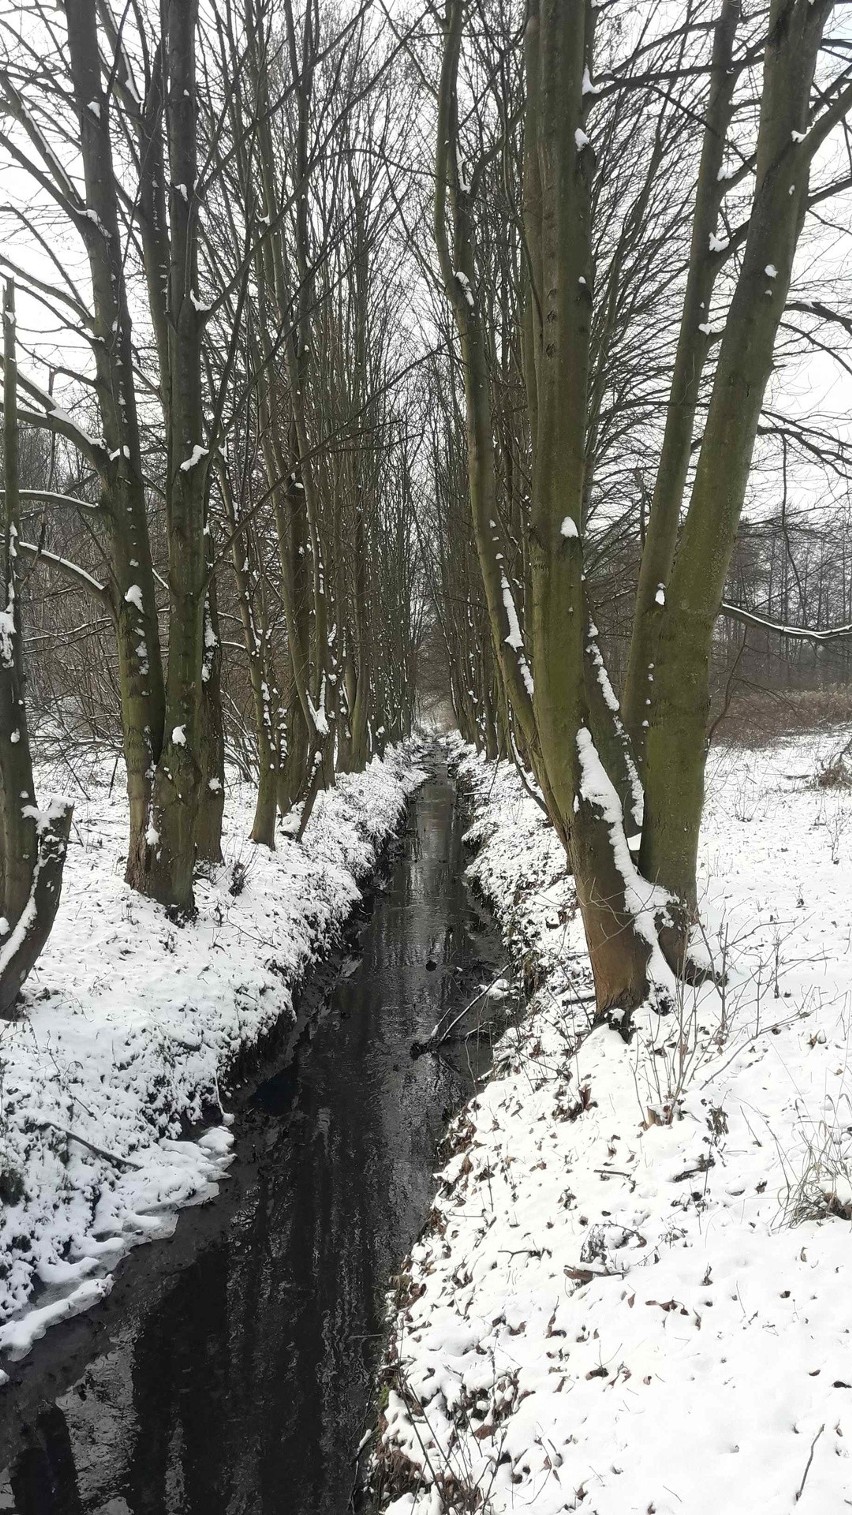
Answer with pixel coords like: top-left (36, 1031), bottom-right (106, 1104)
top-left (8, 370), bottom-right (108, 467)
top-left (720, 601), bottom-right (852, 644)
top-left (0, 82), bottom-right (84, 217)
top-left (4, 490), bottom-right (102, 513)
top-left (18, 542), bottom-right (110, 603)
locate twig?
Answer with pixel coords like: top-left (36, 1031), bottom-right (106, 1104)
top-left (795, 1423), bottom-right (824, 1502)
top-left (412, 964), bottom-right (509, 1055)
top-left (564, 1262), bottom-right (626, 1281)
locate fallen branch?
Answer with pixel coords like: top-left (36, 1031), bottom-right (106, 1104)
top-left (411, 964), bottom-right (510, 1056)
top-left (795, 1423), bottom-right (824, 1502)
top-left (564, 1262), bottom-right (626, 1282)
top-left (38, 1120), bottom-right (143, 1171)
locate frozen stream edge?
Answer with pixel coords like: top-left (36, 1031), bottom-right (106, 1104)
top-left (0, 744), bottom-right (426, 1373)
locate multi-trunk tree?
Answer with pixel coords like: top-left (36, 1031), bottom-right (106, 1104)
top-left (433, 0), bottom-right (852, 1015)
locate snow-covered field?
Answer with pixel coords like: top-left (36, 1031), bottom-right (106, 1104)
top-left (0, 745), bottom-right (424, 1376)
top-left (377, 729), bottom-right (852, 1515)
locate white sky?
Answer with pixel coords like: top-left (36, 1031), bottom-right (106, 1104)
top-left (1, 0), bottom-right (851, 528)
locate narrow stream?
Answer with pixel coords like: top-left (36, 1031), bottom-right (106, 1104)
top-left (0, 755), bottom-right (509, 1514)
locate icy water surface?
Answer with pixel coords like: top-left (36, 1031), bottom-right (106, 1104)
top-left (0, 758), bottom-right (509, 1514)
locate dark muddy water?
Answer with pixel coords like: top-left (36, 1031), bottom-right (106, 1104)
top-left (0, 758), bottom-right (509, 1515)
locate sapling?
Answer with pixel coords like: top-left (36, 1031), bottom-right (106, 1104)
top-left (0, 281), bottom-right (72, 1017)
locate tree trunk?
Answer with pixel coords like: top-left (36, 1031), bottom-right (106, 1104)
top-left (195, 573), bottom-right (225, 865)
top-left (0, 803), bottom-right (74, 1019)
top-left (146, 0), bottom-right (207, 911)
top-left (0, 281), bottom-right (72, 1017)
top-left (621, 0), bottom-right (741, 758)
top-left (64, 0), bottom-right (166, 893)
top-left (278, 696), bottom-right (309, 816)
top-left (217, 457), bottom-right (278, 848)
top-left (640, 0), bottom-right (830, 906)
top-left (523, 0), bottom-right (661, 1008)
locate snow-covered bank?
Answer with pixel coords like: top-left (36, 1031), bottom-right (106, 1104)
top-left (377, 730), bottom-right (852, 1515)
top-left (0, 746), bottom-right (425, 1374)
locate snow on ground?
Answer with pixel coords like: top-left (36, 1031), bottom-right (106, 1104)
top-left (376, 728), bottom-right (852, 1515)
top-left (0, 745), bottom-right (424, 1376)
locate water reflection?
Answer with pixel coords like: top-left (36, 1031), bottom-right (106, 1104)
top-left (6, 1406), bottom-right (83, 1514)
top-left (0, 763), bottom-right (507, 1515)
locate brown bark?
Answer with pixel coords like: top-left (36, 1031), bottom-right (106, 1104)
top-left (0, 281), bottom-right (73, 1017)
top-left (63, 0), bottom-right (166, 891)
top-left (145, 0), bottom-right (209, 910)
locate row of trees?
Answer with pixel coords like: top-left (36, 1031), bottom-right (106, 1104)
top-left (1, 0), bottom-right (851, 1024)
top-left (0, 0), bottom-right (425, 1004)
top-left (426, 0), bottom-right (852, 1013)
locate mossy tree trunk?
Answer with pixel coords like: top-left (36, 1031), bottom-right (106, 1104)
top-left (621, 0), bottom-right (741, 761)
top-left (521, 0), bottom-right (664, 1012)
top-left (217, 457), bottom-right (280, 848)
top-left (434, 0), bottom-right (850, 1014)
top-left (435, 0), bottom-right (657, 1013)
top-left (195, 541), bottom-right (226, 865)
top-left (64, 0), bottom-right (166, 893)
top-left (145, 0), bottom-right (208, 911)
top-left (640, 0), bottom-right (837, 909)
top-left (434, 1), bottom-right (540, 767)
top-left (66, 0), bottom-right (222, 907)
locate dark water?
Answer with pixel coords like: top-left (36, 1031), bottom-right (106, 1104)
top-left (0, 759), bottom-right (508, 1515)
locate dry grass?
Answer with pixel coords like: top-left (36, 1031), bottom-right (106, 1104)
top-left (816, 761), bottom-right (852, 790)
top-left (815, 732), bottom-right (852, 790)
top-left (712, 685), bottom-right (852, 749)
top-left (775, 1109), bottom-right (852, 1228)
